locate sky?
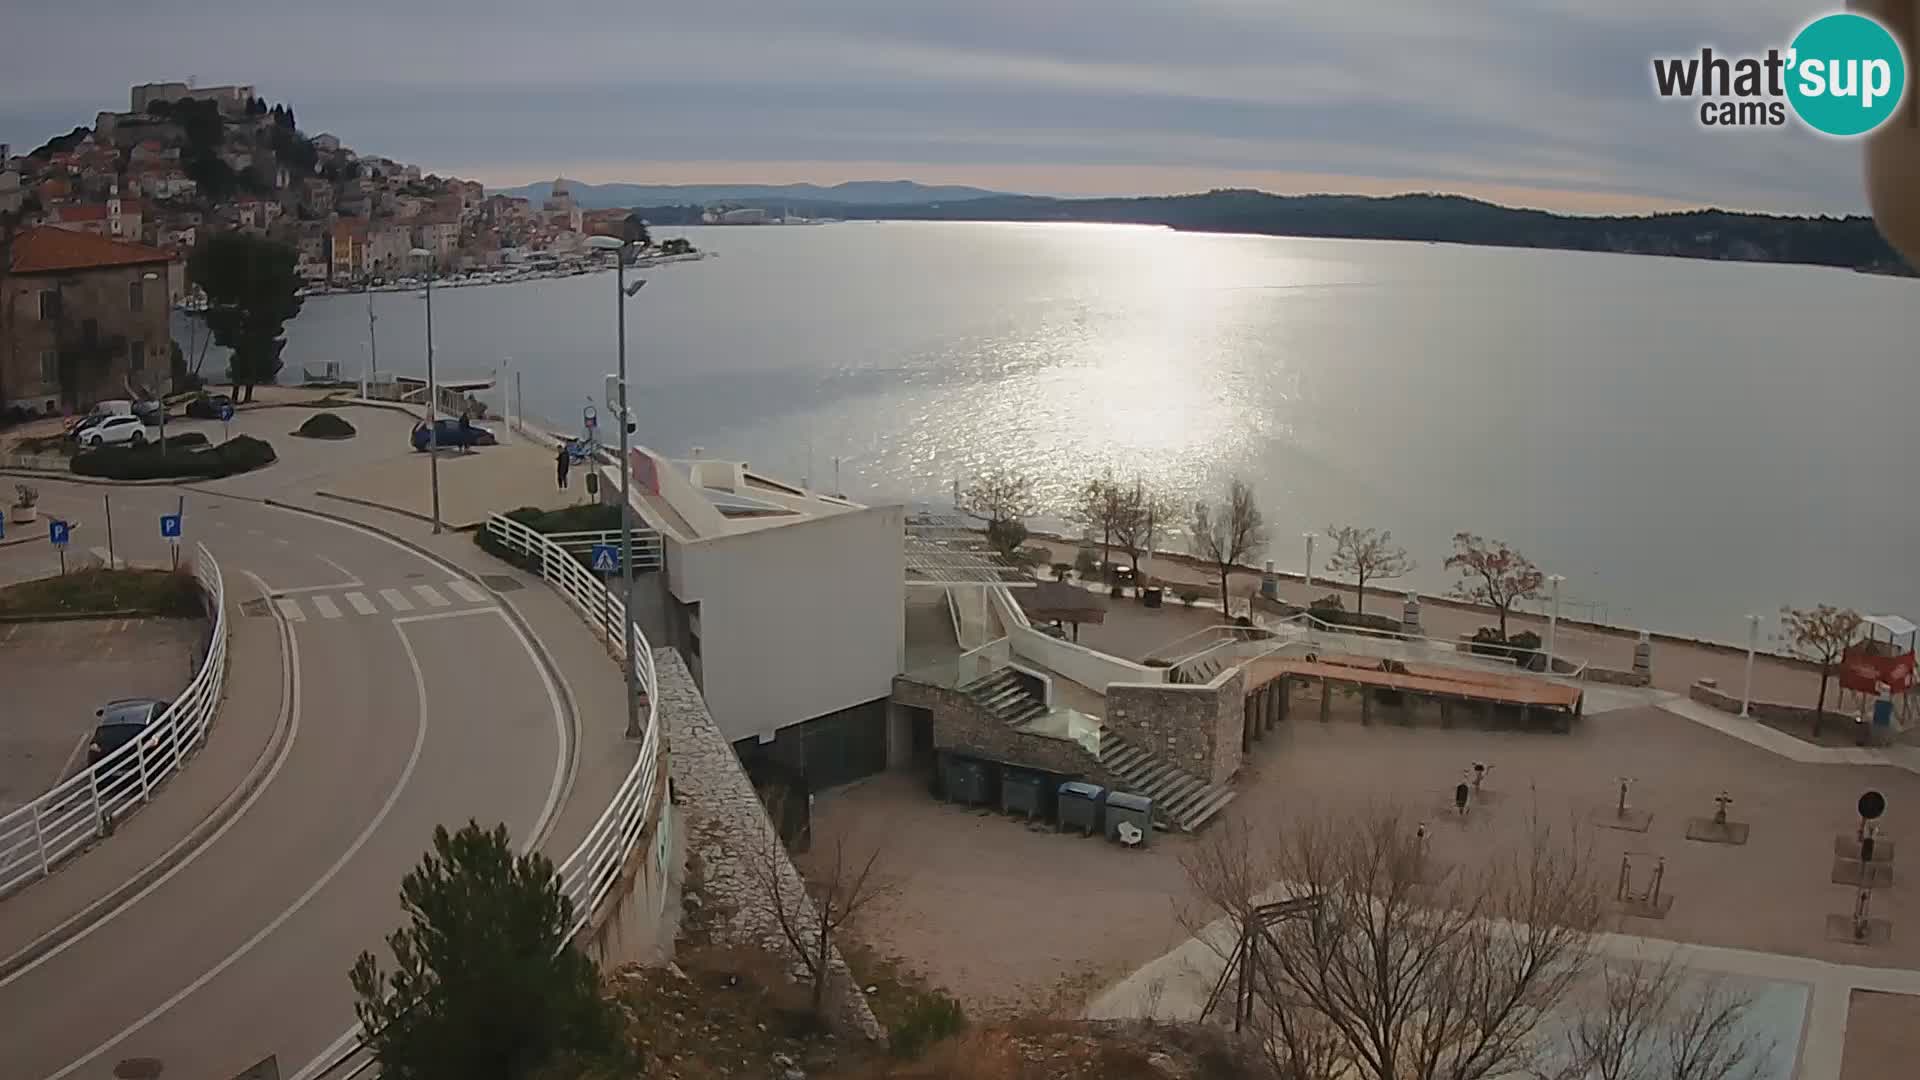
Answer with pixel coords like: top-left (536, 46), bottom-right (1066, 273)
top-left (0, 1), bottom-right (1884, 215)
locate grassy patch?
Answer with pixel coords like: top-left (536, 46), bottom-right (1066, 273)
top-left (472, 503), bottom-right (626, 572)
top-left (72, 435), bottom-right (276, 481)
top-left (0, 568), bottom-right (204, 617)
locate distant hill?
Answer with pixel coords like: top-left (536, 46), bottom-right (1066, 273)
top-left (493, 178), bottom-right (1009, 209)
top-left (618, 189), bottom-right (1907, 276)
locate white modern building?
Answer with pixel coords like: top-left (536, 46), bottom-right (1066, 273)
top-left (605, 446), bottom-right (906, 786)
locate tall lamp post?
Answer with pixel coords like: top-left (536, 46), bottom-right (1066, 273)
top-left (409, 248), bottom-right (442, 533)
top-left (1546, 574), bottom-right (1566, 672)
top-left (1741, 614), bottom-right (1762, 717)
top-left (588, 221), bottom-right (651, 739)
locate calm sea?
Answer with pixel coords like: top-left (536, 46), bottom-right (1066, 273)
top-left (257, 221), bottom-right (1920, 642)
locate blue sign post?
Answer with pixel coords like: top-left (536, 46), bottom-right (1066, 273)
top-left (161, 513), bottom-right (183, 570)
top-left (49, 519), bottom-right (70, 575)
top-left (590, 544), bottom-right (620, 574)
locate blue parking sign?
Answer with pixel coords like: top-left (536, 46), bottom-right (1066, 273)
top-left (590, 544), bottom-right (619, 573)
top-left (160, 514), bottom-right (182, 539)
top-left (48, 520), bottom-right (70, 546)
top-left (218, 402), bottom-right (235, 423)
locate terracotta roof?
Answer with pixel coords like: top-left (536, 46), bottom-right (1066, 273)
top-left (8, 226), bottom-right (174, 274)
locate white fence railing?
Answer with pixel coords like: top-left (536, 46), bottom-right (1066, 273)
top-left (313, 515), bottom-right (668, 1080)
top-left (542, 528), bottom-right (663, 572)
top-left (482, 512), bottom-right (662, 936)
top-left (1150, 615), bottom-right (1591, 681)
top-left (0, 542), bottom-right (228, 898)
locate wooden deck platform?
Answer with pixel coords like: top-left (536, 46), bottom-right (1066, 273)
top-left (1244, 652), bottom-right (1583, 712)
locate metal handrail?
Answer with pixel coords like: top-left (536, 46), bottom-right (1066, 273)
top-left (481, 512), bottom-right (662, 936)
top-left (0, 542), bottom-right (228, 898)
top-left (310, 516), bottom-right (671, 1078)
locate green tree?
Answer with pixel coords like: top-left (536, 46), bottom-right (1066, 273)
top-left (350, 821), bottom-right (623, 1080)
top-left (188, 232), bottom-right (304, 402)
top-left (1779, 604), bottom-right (1864, 736)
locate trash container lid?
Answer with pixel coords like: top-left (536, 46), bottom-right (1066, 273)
top-left (1058, 781), bottom-right (1104, 799)
top-left (1003, 769), bottom-right (1041, 787)
top-left (1106, 791), bottom-right (1152, 813)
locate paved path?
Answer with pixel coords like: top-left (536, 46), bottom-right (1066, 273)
top-left (0, 477), bottom-right (576, 1080)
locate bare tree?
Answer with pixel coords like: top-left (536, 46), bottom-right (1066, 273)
top-left (1112, 478), bottom-right (1177, 594)
top-left (1067, 471), bottom-right (1127, 573)
top-left (1779, 604), bottom-right (1863, 736)
top-left (1445, 532), bottom-right (1545, 639)
top-left (1324, 524), bottom-right (1416, 614)
top-left (1539, 950), bottom-right (1772, 1080)
top-left (1183, 810), bottom-right (1606, 1080)
top-left (960, 468), bottom-right (1038, 563)
top-left (740, 796), bottom-right (895, 1018)
top-left (1189, 478), bottom-right (1266, 617)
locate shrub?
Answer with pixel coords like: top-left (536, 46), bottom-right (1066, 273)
top-left (1180, 589), bottom-right (1202, 606)
top-left (293, 412), bottom-right (357, 439)
top-left (1074, 547), bottom-right (1098, 578)
top-left (72, 435), bottom-right (276, 480)
top-left (1309, 593), bottom-right (1346, 613)
top-left (1469, 627), bottom-right (1544, 666)
top-left (889, 990), bottom-right (967, 1059)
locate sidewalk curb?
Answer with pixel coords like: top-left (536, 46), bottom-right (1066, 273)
top-left (0, 581), bottom-right (294, 983)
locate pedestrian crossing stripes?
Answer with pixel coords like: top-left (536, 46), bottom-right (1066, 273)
top-left (267, 581), bottom-right (494, 622)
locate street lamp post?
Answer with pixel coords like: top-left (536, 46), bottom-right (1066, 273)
top-left (1741, 614), bottom-right (1762, 717)
top-left (589, 223), bottom-right (651, 739)
top-left (1546, 574), bottom-right (1566, 672)
top-left (408, 249), bottom-right (443, 533)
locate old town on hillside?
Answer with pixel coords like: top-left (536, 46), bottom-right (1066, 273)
top-left (0, 80), bottom-right (647, 415)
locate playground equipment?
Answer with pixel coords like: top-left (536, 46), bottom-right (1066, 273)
top-left (1838, 614), bottom-right (1917, 737)
top-left (1615, 851), bottom-right (1672, 918)
top-left (1686, 789), bottom-right (1750, 845)
top-left (1199, 896), bottom-right (1322, 1031)
top-left (1593, 776), bottom-right (1652, 832)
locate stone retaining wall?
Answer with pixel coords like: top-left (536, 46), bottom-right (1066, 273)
top-left (662, 650), bottom-right (885, 1043)
top-left (1586, 666), bottom-right (1652, 687)
top-left (894, 675), bottom-right (1111, 783)
top-left (1105, 667), bottom-right (1245, 784)
top-left (1689, 678), bottom-right (1825, 727)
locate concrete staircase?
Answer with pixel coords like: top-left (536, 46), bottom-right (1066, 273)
top-left (1097, 732), bottom-right (1237, 832)
top-left (1171, 655), bottom-right (1224, 685)
top-left (963, 669), bottom-right (1049, 727)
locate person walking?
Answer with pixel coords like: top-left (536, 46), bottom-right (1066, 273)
top-left (556, 442), bottom-right (571, 489)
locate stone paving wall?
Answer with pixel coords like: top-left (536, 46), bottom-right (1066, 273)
top-left (895, 675), bottom-right (1105, 781)
top-left (1104, 667), bottom-right (1245, 784)
top-left (660, 649), bottom-right (885, 1043)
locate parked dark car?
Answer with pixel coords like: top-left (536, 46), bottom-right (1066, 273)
top-left (88, 698), bottom-right (172, 767)
top-left (130, 398), bottom-right (165, 424)
top-left (411, 417), bottom-right (495, 451)
top-left (184, 394), bottom-right (234, 420)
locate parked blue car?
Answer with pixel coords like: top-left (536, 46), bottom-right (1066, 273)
top-left (411, 418), bottom-right (495, 451)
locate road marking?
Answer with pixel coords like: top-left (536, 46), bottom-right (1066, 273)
top-left (446, 578), bottom-right (487, 603)
top-left (315, 554), bottom-right (362, 587)
top-left (1, 569), bottom-right (302, 989)
top-left (344, 591), bottom-right (377, 616)
top-left (412, 583), bottom-right (450, 608)
top-left (274, 597), bottom-right (305, 622)
top-left (46, 612), bottom-right (431, 1080)
top-left (310, 595), bottom-right (341, 620)
top-left (378, 588), bottom-right (414, 612)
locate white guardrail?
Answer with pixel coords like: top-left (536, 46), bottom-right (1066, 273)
top-left (0, 542), bottom-right (228, 898)
top-left (314, 514), bottom-right (666, 1080)
top-left (481, 512), bottom-right (662, 938)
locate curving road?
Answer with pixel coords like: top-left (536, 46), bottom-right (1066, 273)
top-left (0, 480), bottom-right (572, 1079)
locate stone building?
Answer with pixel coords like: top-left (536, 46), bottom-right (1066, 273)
top-left (2, 227), bottom-right (176, 412)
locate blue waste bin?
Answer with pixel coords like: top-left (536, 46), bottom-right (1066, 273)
top-left (1057, 781), bottom-right (1105, 836)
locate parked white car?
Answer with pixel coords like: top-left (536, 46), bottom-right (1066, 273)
top-left (81, 415), bottom-right (159, 448)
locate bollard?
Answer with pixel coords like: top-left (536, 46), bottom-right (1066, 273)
top-left (1632, 631), bottom-right (1652, 679)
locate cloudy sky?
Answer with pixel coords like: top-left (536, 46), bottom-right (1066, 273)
top-left (0, 1), bottom-right (1881, 214)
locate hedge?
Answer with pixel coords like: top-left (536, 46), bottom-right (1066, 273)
top-left (73, 435), bottom-right (277, 481)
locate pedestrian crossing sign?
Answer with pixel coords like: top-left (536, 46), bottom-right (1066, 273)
top-left (590, 544), bottom-right (619, 573)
